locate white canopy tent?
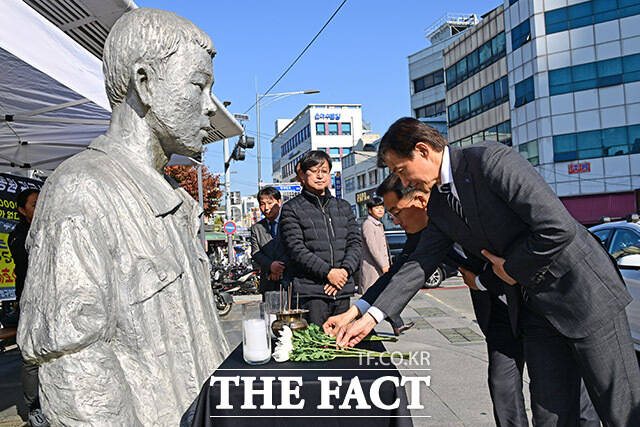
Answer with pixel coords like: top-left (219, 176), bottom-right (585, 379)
top-left (0, 0), bottom-right (243, 176)
top-left (0, 0), bottom-right (111, 174)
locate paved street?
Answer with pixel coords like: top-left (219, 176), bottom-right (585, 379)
top-left (1, 277), bottom-right (530, 426)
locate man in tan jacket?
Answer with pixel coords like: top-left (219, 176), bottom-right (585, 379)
top-left (360, 197), bottom-right (390, 294)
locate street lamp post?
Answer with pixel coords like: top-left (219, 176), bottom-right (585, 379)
top-left (255, 89), bottom-right (319, 190)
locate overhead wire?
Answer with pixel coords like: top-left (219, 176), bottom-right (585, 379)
top-left (242, 0), bottom-right (348, 114)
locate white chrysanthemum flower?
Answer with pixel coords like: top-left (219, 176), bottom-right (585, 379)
top-left (273, 326), bottom-right (293, 362)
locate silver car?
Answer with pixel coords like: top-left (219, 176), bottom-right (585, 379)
top-left (589, 220), bottom-right (640, 352)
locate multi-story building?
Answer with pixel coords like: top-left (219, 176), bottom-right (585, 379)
top-left (444, 5), bottom-right (513, 148)
top-left (409, 13), bottom-right (479, 138)
top-left (240, 195), bottom-right (260, 228)
top-left (502, 0), bottom-right (640, 224)
top-left (271, 104), bottom-right (365, 194)
top-left (341, 136), bottom-right (384, 220)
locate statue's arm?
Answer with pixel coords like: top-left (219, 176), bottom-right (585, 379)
top-left (18, 214), bottom-right (115, 364)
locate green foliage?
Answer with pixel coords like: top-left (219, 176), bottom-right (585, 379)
top-left (286, 323), bottom-right (408, 363)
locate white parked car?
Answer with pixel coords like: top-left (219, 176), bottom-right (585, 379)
top-left (589, 220), bottom-right (640, 352)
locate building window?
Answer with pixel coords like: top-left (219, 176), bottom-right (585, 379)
top-left (343, 147), bottom-right (352, 155)
top-left (341, 122), bottom-right (352, 135)
top-left (357, 174), bottom-right (366, 189)
top-left (553, 124), bottom-right (640, 162)
top-left (415, 100), bottom-right (446, 119)
top-left (282, 124), bottom-right (312, 156)
top-left (342, 153), bottom-right (355, 169)
top-left (549, 53), bottom-right (640, 96)
top-left (413, 69), bottom-right (444, 94)
top-left (345, 177), bottom-right (355, 193)
top-left (448, 76), bottom-right (509, 126)
top-left (511, 19), bottom-right (531, 51)
top-left (450, 120), bottom-right (512, 146)
top-left (316, 123), bottom-right (326, 135)
top-left (545, 0), bottom-right (640, 35)
top-left (518, 141), bottom-right (539, 166)
top-left (327, 122), bottom-right (339, 135)
top-left (368, 169), bottom-right (378, 186)
top-left (514, 77), bottom-right (535, 107)
top-left (329, 147), bottom-right (341, 163)
top-left (445, 32), bottom-right (506, 90)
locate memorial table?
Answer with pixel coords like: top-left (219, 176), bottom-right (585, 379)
top-left (192, 340), bottom-right (414, 427)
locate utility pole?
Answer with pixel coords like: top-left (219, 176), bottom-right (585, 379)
top-left (256, 91), bottom-right (261, 191)
top-left (223, 137), bottom-right (233, 264)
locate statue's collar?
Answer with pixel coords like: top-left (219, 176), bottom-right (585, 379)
top-left (88, 135), bottom-right (182, 217)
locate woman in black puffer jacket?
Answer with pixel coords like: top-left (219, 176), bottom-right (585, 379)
top-left (280, 151), bottom-right (362, 326)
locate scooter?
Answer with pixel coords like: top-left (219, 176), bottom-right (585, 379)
top-left (212, 282), bottom-right (233, 317)
top-left (222, 269), bottom-right (260, 296)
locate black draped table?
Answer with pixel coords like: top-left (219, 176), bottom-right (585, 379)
top-left (192, 340), bottom-right (414, 427)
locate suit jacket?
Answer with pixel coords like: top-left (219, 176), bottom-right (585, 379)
top-left (250, 218), bottom-right (286, 293)
top-left (367, 142), bottom-right (631, 338)
top-left (364, 230), bottom-right (519, 337)
top-left (360, 215), bottom-right (390, 294)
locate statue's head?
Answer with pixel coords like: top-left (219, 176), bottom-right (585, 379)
top-left (103, 8), bottom-right (217, 157)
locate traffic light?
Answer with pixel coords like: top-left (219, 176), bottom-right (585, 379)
top-left (231, 146), bottom-right (245, 161)
top-left (238, 135), bottom-right (255, 149)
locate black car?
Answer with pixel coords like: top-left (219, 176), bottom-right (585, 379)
top-left (384, 230), bottom-right (459, 288)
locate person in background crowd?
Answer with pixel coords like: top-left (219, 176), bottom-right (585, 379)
top-left (359, 196), bottom-right (413, 336)
top-left (8, 189), bottom-right (48, 427)
top-left (360, 197), bottom-right (390, 295)
top-left (250, 187), bottom-right (286, 300)
top-left (280, 150), bottom-right (362, 326)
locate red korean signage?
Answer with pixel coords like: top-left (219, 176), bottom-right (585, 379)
top-left (568, 162), bottom-right (591, 175)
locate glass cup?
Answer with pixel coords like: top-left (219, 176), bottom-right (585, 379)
top-left (242, 302), bottom-right (271, 365)
top-left (264, 291), bottom-right (280, 337)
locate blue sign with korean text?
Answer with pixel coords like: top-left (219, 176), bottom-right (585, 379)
top-left (273, 184), bottom-right (302, 193)
top-left (314, 113), bottom-right (341, 120)
top-left (333, 172), bottom-right (342, 199)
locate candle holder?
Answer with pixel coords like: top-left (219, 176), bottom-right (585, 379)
top-left (242, 302), bottom-right (271, 365)
top-left (271, 309), bottom-right (309, 336)
top-left (271, 284), bottom-right (309, 336)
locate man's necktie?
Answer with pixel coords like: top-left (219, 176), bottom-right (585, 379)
top-left (268, 221), bottom-right (276, 239)
top-left (439, 183), bottom-right (467, 224)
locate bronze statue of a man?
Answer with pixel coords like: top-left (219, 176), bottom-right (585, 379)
top-left (17, 8), bottom-right (229, 425)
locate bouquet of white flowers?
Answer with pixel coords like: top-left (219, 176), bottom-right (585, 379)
top-left (273, 323), bottom-right (408, 362)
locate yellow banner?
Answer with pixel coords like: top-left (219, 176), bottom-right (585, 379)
top-left (0, 232), bottom-right (15, 300)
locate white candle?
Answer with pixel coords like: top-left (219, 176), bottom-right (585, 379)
top-left (243, 318), bottom-right (270, 362)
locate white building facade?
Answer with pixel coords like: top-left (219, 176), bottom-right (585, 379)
top-left (271, 104), bottom-right (365, 196)
top-left (409, 14), bottom-right (479, 139)
top-left (502, 0), bottom-right (640, 224)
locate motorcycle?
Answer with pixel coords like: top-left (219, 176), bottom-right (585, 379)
top-left (222, 269), bottom-right (260, 296)
top-left (212, 281), bottom-right (233, 317)
top-left (210, 264), bottom-right (260, 316)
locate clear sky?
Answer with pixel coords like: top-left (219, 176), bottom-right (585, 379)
top-left (137, 0), bottom-right (502, 194)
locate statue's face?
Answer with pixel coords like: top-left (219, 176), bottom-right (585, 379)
top-left (148, 44), bottom-right (216, 157)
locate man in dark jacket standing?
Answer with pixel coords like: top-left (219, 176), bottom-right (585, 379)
top-left (250, 186), bottom-right (286, 299)
top-left (280, 150), bottom-right (362, 326)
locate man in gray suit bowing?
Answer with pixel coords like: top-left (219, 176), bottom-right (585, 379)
top-left (337, 118), bottom-right (640, 426)
top-left (250, 186), bottom-right (286, 299)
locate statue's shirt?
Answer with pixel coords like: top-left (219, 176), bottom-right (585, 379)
top-left (17, 135), bottom-right (229, 425)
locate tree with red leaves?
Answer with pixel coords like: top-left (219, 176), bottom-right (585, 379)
top-left (165, 164), bottom-right (222, 217)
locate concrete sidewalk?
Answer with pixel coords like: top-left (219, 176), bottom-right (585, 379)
top-left (0, 278), bottom-right (532, 426)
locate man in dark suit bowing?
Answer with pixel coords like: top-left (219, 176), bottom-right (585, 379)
top-left (337, 118), bottom-right (640, 426)
top-left (325, 174), bottom-right (529, 426)
top-left (250, 186), bottom-right (286, 299)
